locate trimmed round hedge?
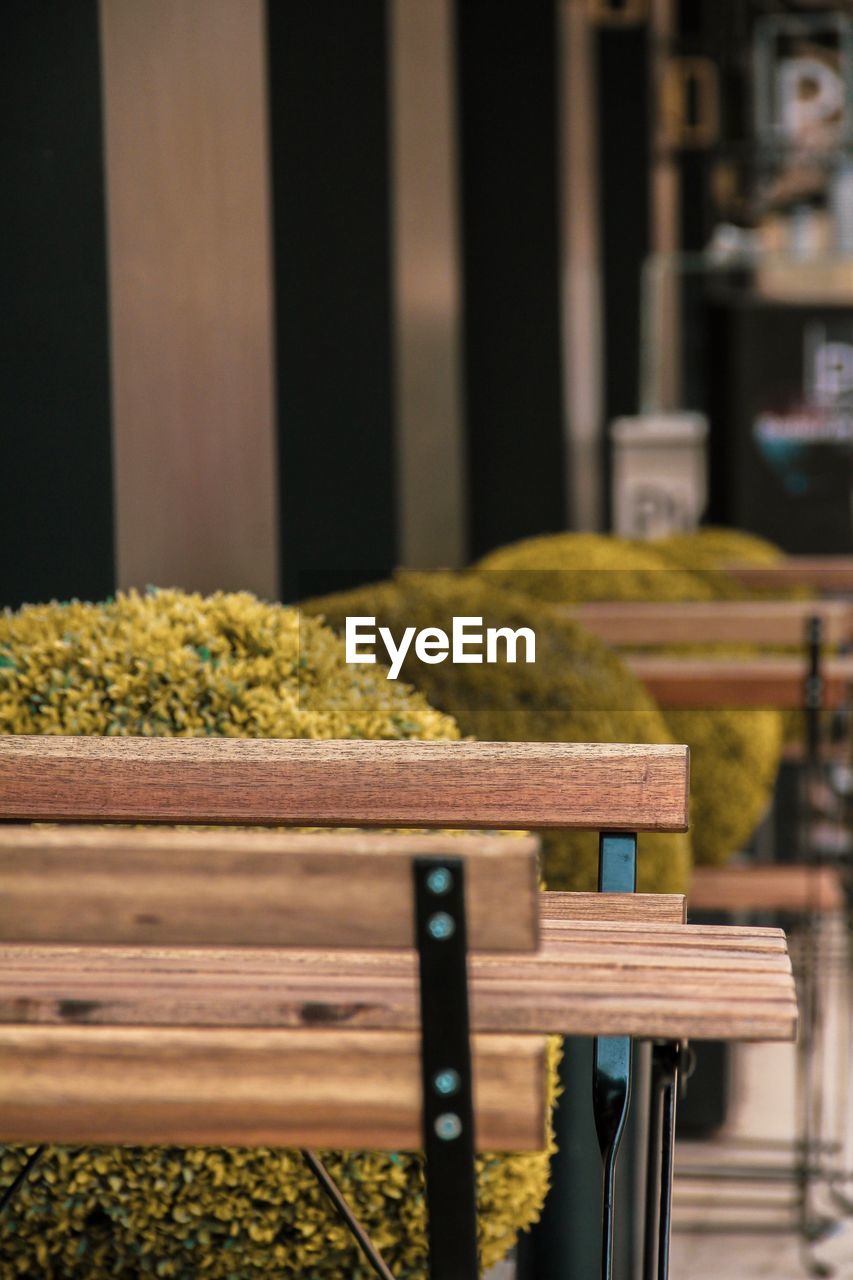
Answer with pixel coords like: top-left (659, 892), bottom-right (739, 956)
top-left (645, 527), bottom-right (793, 600)
top-left (474, 533), bottom-right (784, 867)
top-left (0, 589), bottom-right (555, 1279)
top-left (476, 532), bottom-right (715, 604)
top-left (305, 572), bottom-right (692, 895)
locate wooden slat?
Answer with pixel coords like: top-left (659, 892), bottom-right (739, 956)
top-left (567, 600), bottom-right (852, 648)
top-left (626, 655), bottom-right (853, 709)
top-left (542, 890), bottom-right (686, 924)
top-left (0, 737), bottom-right (690, 832)
top-left (0, 828), bottom-right (539, 952)
top-left (0, 1026), bottom-right (546, 1151)
top-left (724, 557), bottom-right (853, 593)
top-left (689, 865), bottom-right (845, 915)
top-left (0, 928), bottom-right (796, 1041)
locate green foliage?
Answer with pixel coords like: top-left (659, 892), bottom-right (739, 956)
top-left (476, 531), bottom-right (715, 603)
top-left (647, 527), bottom-right (804, 600)
top-left (305, 572), bottom-right (692, 895)
top-left (0, 589), bottom-right (555, 1278)
top-left (471, 533), bottom-right (785, 867)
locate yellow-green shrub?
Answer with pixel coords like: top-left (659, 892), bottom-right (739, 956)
top-left (305, 572), bottom-right (692, 895)
top-left (0, 589), bottom-right (555, 1279)
top-left (477, 531), bottom-right (715, 603)
top-left (646, 527), bottom-right (793, 599)
top-left (473, 534), bottom-right (785, 866)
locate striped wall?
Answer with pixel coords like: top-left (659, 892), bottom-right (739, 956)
top-left (2, 0), bottom-right (653, 611)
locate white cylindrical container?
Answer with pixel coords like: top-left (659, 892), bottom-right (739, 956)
top-left (610, 413), bottom-right (709, 539)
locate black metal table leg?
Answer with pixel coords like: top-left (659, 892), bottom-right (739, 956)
top-left (414, 857), bottom-right (479, 1280)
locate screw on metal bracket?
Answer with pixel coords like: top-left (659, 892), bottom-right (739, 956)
top-left (433, 1069), bottom-right (460, 1096)
top-left (426, 866), bottom-right (452, 895)
top-left (434, 1112), bottom-right (463, 1141)
top-left (427, 911), bottom-right (455, 940)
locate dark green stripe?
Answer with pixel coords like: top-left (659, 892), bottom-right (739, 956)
top-left (267, 0), bottom-right (396, 603)
top-left (0, 1), bottom-right (114, 609)
top-left (455, 0), bottom-right (567, 559)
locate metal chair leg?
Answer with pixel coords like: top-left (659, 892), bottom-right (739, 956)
top-left (642, 1042), bottom-right (685, 1280)
top-left (0, 1145), bottom-right (45, 1217)
top-left (302, 1150), bottom-right (397, 1280)
top-left (656, 1044), bottom-right (680, 1280)
top-left (595, 1035), bottom-right (633, 1280)
top-left (642, 1051), bottom-right (664, 1280)
top-left (595, 832), bottom-right (638, 1280)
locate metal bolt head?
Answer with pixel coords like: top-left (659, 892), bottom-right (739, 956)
top-left (426, 866), bottom-right (452, 895)
top-left (427, 911), bottom-right (455, 941)
top-left (434, 1112), bottom-right (462, 1141)
top-left (433, 1068), bottom-right (460, 1097)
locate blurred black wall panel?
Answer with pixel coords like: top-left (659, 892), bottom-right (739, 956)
top-left (267, 0), bottom-right (396, 602)
top-left (455, 0), bottom-right (567, 560)
top-left (596, 24), bottom-right (650, 524)
top-left (0, 1), bottom-right (114, 609)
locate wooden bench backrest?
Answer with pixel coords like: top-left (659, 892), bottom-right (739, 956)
top-left (0, 736), bottom-right (690, 831)
top-left (0, 737), bottom-right (686, 1157)
top-left (565, 599), bottom-right (852, 648)
top-left (0, 827), bottom-right (539, 951)
top-left (625, 654), bottom-right (853, 709)
top-left (723, 556), bottom-right (853, 593)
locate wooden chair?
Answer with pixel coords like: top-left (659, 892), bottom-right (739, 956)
top-left (0, 736), bottom-right (797, 1280)
top-left (560, 599), bottom-right (850, 1259)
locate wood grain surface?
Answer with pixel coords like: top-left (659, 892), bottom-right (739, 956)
top-left (724, 557), bottom-right (853, 592)
top-left (0, 922), bottom-right (796, 1041)
top-left (567, 600), bottom-right (852, 648)
top-left (0, 827), bottom-right (539, 952)
top-left (541, 890), bottom-right (686, 924)
top-left (0, 737), bottom-right (690, 831)
top-left (0, 1026), bottom-right (546, 1151)
top-left (689, 865), bottom-right (845, 915)
top-left (626, 655), bottom-right (853, 709)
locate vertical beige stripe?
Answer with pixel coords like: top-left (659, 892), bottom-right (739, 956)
top-left (559, 0), bottom-right (604, 531)
top-left (390, 0), bottom-right (466, 569)
top-left (100, 0), bottom-right (278, 598)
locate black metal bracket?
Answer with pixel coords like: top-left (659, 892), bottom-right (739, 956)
top-left (414, 856), bottom-right (479, 1280)
top-left (594, 832), bottom-right (638, 1280)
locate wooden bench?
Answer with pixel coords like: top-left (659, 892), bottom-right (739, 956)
top-left (0, 736), bottom-right (797, 1280)
top-left (566, 598), bottom-right (853, 649)
top-left (689, 865), bottom-right (845, 916)
top-left (723, 556), bottom-right (853, 594)
top-left (621, 653), bottom-right (853, 711)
